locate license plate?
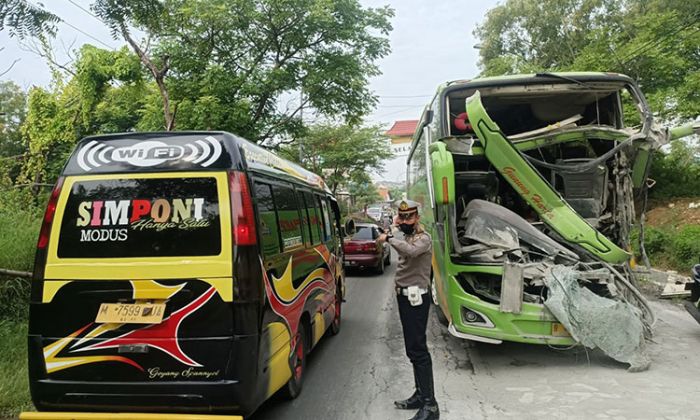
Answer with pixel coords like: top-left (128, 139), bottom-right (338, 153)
top-left (551, 322), bottom-right (571, 337)
top-left (96, 302), bottom-right (166, 324)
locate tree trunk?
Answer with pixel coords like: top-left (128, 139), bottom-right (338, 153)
top-left (120, 25), bottom-right (174, 130)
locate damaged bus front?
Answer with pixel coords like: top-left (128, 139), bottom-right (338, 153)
top-left (410, 72), bottom-right (699, 368)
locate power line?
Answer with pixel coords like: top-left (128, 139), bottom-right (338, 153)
top-left (373, 106), bottom-right (423, 119)
top-left (377, 94), bottom-right (432, 98)
top-left (375, 104), bottom-right (426, 108)
top-left (21, 0), bottom-right (115, 50)
top-left (65, 0), bottom-right (101, 22)
top-left (618, 13), bottom-right (700, 65)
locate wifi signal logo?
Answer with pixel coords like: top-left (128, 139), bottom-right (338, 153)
top-left (77, 136), bottom-right (223, 171)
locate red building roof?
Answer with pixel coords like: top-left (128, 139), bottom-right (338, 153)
top-left (385, 120), bottom-right (419, 137)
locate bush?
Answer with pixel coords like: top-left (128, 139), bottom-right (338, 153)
top-left (649, 142), bottom-right (700, 199)
top-left (0, 188), bottom-right (44, 321)
top-left (0, 320), bottom-right (31, 417)
top-left (631, 224), bottom-right (700, 273)
top-left (671, 225), bottom-right (700, 268)
top-left (631, 226), bottom-right (671, 256)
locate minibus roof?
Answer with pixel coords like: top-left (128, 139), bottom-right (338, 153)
top-left (62, 131), bottom-right (332, 194)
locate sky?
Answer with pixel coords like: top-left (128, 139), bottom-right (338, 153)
top-left (0, 0), bottom-right (501, 183)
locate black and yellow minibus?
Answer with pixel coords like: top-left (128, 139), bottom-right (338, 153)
top-left (24, 131), bottom-right (347, 419)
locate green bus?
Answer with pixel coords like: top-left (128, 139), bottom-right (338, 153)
top-left (406, 72), bottom-right (697, 345)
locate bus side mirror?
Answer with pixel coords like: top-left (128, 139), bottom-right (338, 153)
top-left (429, 142), bottom-right (455, 204)
top-left (344, 219), bottom-right (356, 237)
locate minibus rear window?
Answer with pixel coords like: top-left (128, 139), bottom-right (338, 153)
top-left (57, 177), bottom-right (221, 258)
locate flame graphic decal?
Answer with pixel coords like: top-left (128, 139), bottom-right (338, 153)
top-left (262, 247), bottom-right (335, 341)
top-left (44, 324), bottom-right (143, 374)
top-left (77, 286), bottom-right (217, 367)
top-left (45, 286), bottom-right (216, 373)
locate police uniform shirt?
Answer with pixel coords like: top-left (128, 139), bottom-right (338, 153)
top-left (388, 231), bottom-right (432, 289)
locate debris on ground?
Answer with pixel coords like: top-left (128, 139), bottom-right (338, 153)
top-left (543, 265), bottom-right (651, 372)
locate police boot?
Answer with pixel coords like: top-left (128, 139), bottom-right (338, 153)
top-left (394, 368), bottom-right (422, 409)
top-left (409, 365), bottom-right (439, 420)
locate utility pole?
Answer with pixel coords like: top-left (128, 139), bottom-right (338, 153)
top-left (299, 88), bottom-right (304, 163)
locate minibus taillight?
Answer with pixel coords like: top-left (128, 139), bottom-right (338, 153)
top-left (228, 171), bottom-right (257, 246)
top-left (37, 177), bottom-right (64, 249)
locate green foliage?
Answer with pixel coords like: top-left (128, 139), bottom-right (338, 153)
top-left (648, 141), bottom-right (700, 199)
top-left (0, 189), bottom-right (42, 273)
top-left (631, 223), bottom-right (700, 272)
top-left (94, 0), bottom-right (394, 141)
top-left (475, 0), bottom-right (700, 120)
top-left (279, 123), bottom-right (392, 194)
top-left (639, 226), bottom-right (669, 255)
top-left (75, 45), bottom-right (143, 130)
top-left (671, 225), bottom-right (700, 268)
top-left (0, 81), bottom-right (27, 182)
top-left (19, 45), bottom-right (148, 185)
top-left (388, 185), bottom-right (404, 202)
top-left (0, 0), bottom-right (59, 38)
top-left (0, 320), bottom-right (31, 417)
top-left (20, 86), bottom-right (76, 186)
top-left (0, 187), bottom-right (43, 321)
top-left (347, 173), bottom-right (381, 213)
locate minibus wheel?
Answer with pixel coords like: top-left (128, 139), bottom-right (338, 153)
top-left (330, 283), bottom-right (342, 335)
top-left (284, 324), bottom-right (308, 399)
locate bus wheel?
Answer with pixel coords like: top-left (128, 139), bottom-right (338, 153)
top-left (431, 276), bottom-right (449, 327)
top-left (330, 283), bottom-right (342, 335)
top-left (434, 304), bottom-right (449, 327)
top-left (284, 325), bottom-right (307, 399)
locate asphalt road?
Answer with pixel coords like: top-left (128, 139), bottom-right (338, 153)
top-left (252, 255), bottom-right (700, 420)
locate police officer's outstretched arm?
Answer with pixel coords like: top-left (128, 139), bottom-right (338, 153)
top-left (387, 233), bottom-right (431, 258)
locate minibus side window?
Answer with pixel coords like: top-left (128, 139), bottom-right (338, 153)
top-left (271, 184), bottom-right (304, 250)
top-left (254, 182), bottom-right (282, 257)
top-left (295, 188), bottom-right (311, 246)
top-left (318, 195), bottom-right (332, 241)
top-left (303, 191), bottom-right (322, 245)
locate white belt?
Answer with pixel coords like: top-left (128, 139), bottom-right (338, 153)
top-left (397, 287), bottom-right (428, 296)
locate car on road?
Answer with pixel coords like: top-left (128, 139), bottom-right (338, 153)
top-left (343, 223), bottom-right (391, 274)
top-left (366, 207), bottom-right (382, 221)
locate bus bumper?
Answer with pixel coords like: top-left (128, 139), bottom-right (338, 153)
top-left (447, 275), bottom-right (577, 346)
top-left (20, 413), bottom-right (242, 420)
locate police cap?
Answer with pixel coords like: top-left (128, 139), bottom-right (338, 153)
top-left (396, 199), bottom-right (420, 216)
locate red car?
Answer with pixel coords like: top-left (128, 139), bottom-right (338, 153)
top-left (343, 223), bottom-right (391, 274)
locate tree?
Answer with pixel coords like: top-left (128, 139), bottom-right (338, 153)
top-left (388, 184), bottom-right (404, 202)
top-left (20, 44), bottom-right (147, 186)
top-left (0, 0), bottom-right (59, 39)
top-left (0, 81), bottom-right (27, 183)
top-left (347, 173), bottom-right (381, 213)
top-left (93, 0), bottom-right (394, 140)
top-left (279, 122), bottom-right (392, 195)
top-left (474, 0), bottom-right (700, 120)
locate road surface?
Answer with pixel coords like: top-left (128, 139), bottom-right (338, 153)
top-left (252, 255), bottom-right (700, 420)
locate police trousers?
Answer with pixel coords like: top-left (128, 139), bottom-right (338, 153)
top-left (397, 292), bottom-right (435, 403)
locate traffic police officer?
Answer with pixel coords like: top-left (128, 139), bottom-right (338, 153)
top-left (378, 199), bottom-right (439, 420)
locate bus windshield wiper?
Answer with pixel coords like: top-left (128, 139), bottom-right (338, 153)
top-left (534, 72), bottom-right (589, 87)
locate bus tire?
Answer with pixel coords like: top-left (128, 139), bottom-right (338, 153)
top-left (434, 303), bottom-right (449, 327)
top-left (431, 276), bottom-right (449, 327)
top-left (329, 282), bottom-right (342, 335)
top-left (283, 323), bottom-right (308, 399)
